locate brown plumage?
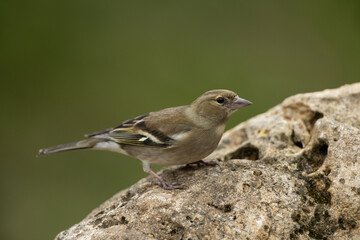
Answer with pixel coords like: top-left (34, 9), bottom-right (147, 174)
top-left (38, 89), bottom-right (252, 189)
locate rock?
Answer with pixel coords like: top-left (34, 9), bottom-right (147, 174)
top-left (55, 83), bottom-right (360, 240)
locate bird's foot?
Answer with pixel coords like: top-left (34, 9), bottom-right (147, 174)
top-left (187, 159), bottom-right (218, 167)
top-left (146, 168), bottom-right (184, 190)
top-left (154, 179), bottom-right (184, 190)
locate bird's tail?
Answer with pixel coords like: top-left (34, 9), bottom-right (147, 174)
top-left (38, 138), bottom-right (104, 156)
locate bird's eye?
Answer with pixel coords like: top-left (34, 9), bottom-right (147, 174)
top-left (216, 97), bottom-right (225, 104)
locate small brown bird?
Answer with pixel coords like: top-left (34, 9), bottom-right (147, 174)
top-left (38, 90), bottom-right (252, 189)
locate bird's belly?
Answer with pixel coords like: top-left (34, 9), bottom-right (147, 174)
top-left (123, 136), bottom-right (221, 165)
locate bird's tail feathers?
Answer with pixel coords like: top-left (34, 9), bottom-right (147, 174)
top-left (38, 139), bottom-right (103, 156)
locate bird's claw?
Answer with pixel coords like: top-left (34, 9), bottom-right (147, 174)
top-left (187, 159), bottom-right (218, 167)
top-left (155, 180), bottom-right (184, 190)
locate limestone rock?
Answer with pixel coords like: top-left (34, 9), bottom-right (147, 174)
top-left (56, 83), bottom-right (360, 240)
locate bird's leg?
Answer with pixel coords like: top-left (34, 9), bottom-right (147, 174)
top-left (142, 162), bottom-right (183, 190)
top-left (187, 159), bottom-right (218, 167)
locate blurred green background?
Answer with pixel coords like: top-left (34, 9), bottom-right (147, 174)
top-left (1, 1), bottom-right (359, 239)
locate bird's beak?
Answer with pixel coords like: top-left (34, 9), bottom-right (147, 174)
top-left (231, 96), bottom-right (253, 110)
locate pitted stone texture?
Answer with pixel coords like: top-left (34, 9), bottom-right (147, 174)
top-left (56, 83), bottom-right (360, 240)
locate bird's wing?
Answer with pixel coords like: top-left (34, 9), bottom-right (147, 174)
top-left (85, 106), bottom-right (192, 148)
top-left (84, 114), bottom-right (149, 138)
top-left (108, 120), bottom-right (175, 147)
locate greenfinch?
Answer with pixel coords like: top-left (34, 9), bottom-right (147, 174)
top-left (39, 90), bottom-right (252, 189)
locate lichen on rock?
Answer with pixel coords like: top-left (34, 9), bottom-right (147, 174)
top-left (56, 83), bottom-right (360, 240)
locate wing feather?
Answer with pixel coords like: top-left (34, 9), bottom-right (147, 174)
top-left (84, 106), bottom-right (192, 148)
top-left (109, 122), bottom-right (174, 147)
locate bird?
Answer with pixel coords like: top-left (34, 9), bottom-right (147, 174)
top-left (38, 89), bottom-right (252, 189)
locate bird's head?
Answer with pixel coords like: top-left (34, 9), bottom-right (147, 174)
top-left (189, 89), bottom-right (252, 127)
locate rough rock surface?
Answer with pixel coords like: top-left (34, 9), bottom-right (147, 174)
top-left (56, 83), bottom-right (360, 240)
